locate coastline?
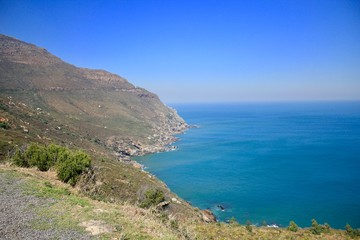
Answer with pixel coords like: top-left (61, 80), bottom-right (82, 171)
top-left (121, 102), bottom-right (360, 229)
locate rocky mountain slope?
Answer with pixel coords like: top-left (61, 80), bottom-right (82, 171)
top-left (0, 33), bottom-right (202, 232)
top-left (0, 34), bottom-right (187, 158)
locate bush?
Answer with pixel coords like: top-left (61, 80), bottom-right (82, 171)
top-left (346, 223), bottom-right (360, 238)
top-left (310, 219), bottom-right (329, 235)
top-left (12, 143), bottom-right (91, 186)
top-left (22, 143), bottom-right (52, 171)
top-left (56, 150), bottom-right (91, 186)
top-left (12, 149), bottom-right (28, 167)
top-left (139, 189), bottom-right (165, 208)
top-left (287, 221), bottom-right (298, 232)
top-left (310, 219), bottom-right (322, 235)
top-left (0, 122), bottom-right (10, 129)
top-left (0, 103), bottom-right (8, 111)
top-left (170, 220), bottom-right (179, 229)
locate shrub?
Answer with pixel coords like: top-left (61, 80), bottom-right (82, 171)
top-left (0, 103), bottom-right (8, 111)
top-left (287, 221), bottom-right (298, 232)
top-left (139, 189), bottom-right (165, 208)
top-left (12, 148), bottom-right (28, 167)
top-left (310, 219), bottom-right (329, 235)
top-left (310, 219), bottom-right (322, 235)
top-left (0, 122), bottom-right (10, 129)
top-left (346, 223), bottom-right (360, 238)
top-left (56, 150), bottom-right (91, 186)
top-left (22, 143), bottom-right (52, 171)
top-left (12, 143), bottom-right (91, 186)
top-left (47, 144), bottom-right (67, 166)
top-left (170, 220), bottom-right (179, 229)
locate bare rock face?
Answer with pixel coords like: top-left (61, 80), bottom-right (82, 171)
top-left (202, 210), bottom-right (217, 223)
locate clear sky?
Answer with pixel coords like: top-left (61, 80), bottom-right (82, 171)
top-left (1, 0), bottom-right (359, 103)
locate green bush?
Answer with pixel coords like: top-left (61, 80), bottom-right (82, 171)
top-left (56, 150), bottom-right (91, 186)
top-left (0, 103), bottom-right (8, 111)
top-left (310, 219), bottom-right (329, 235)
top-left (12, 149), bottom-right (29, 167)
top-left (287, 221), bottom-right (298, 232)
top-left (0, 122), bottom-right (10, 129)
top-left (139, 189), bottom-right (165, 208)
top-left (346, 223), bottom-right (360, 238)
top-left (22, 143), bottom-right (52, 171)
top-left (12, 143), bottom-right (91, 186)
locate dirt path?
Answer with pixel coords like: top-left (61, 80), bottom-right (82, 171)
top-left (0, 171), bottom-right (91, 240)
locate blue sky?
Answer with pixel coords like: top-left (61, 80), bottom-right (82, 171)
top-left (1, 0), bottom-right (359, 103)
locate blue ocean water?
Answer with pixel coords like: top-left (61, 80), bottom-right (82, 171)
top-left (135, 102), bottom-right (360, 228)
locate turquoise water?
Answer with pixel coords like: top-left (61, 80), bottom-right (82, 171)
top-left (135, 102), bottom-right (360, 228)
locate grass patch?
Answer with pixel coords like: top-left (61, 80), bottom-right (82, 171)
top-left (1, 167), bottom-right (180, 239)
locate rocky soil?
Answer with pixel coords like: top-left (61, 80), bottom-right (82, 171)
top-left (0, 171), bottom-right (91, 240)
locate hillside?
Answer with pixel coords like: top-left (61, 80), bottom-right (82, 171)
top-left (0, 33), bottom-right (201, 230)
top-left (0, 34), bottom-right (187, 158)
top-left (0, 34), bottom-right (357, 239)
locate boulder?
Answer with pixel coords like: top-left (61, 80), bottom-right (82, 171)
top-left (202, 209), bottom-right (217, 223)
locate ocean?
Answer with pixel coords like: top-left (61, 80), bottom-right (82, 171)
top-left (135, 102), bottom-right (360, 228)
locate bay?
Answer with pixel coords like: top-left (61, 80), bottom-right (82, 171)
top-left (135, 102), bottom-right (360, 228)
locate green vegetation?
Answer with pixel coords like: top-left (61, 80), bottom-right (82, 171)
top-left (56, 149), bottom-right (91, 186)
top-left (0, 121), bottom-right (10, 129)
top-left (0, 102), bottom-right (8, 111)
top-left (139, 189), bottom-right (165, 208)
top-left (346, 223), bottom-right (360, 238)
top-left (310, 218), bottom-right (330, 235)
top-left (287, 220), bottom-right (299, 232)
top-left (12, 143), bottom-right (91, 186)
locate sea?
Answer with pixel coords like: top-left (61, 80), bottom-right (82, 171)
top-left (135, 101), bottom-right (360, 229)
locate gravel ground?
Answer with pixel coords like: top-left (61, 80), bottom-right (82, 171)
top-left (0, 171), bottom-right (91, 240)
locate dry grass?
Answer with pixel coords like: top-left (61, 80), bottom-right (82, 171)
top-left (190, 222), bottom-right (350, 240)
top-left (0, 165), bottom-right (182, 239)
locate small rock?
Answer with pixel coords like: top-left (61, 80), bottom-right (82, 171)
top-left (171, 198), bottom-right (181, 204)
top-left (202, 210), bottom-right (217, 223)
top-left (156, 201), bottom-right (170, 210)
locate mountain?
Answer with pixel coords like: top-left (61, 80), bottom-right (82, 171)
top-left (0, 33), bottom-right (198, 215)
top-left (0, 34), bottom-right (187, 158)
top-left (0, 33), bottom-right (205, 233)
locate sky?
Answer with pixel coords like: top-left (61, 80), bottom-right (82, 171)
top-left (0, 0), bottom-right (360, 103)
